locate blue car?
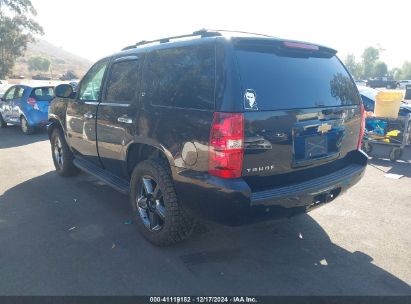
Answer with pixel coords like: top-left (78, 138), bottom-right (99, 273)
top-left (0, 85), bottom-right (54, 134)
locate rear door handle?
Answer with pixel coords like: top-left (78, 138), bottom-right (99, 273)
top-left (84, 112), bottom-right (95, 119)
top-left (117, 116), bottom-right (133, 124)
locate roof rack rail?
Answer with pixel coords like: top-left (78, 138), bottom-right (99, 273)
top-left (122, 29), bottom-right (222, 51)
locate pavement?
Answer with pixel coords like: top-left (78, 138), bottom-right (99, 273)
top-left (0, 125), bottom-right (410, 296)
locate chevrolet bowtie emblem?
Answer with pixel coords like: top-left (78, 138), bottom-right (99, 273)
top-left (318, 123), bottom-right (332, 133)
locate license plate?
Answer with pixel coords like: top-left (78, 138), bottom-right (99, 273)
top-left (305, 135), bottom-right (328, 158)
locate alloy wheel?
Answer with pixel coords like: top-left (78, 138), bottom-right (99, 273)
top-left (136, 176), bottom-right (166, 231)
top-left (54, 137), bottom-right (64, 168)
top-left (21, 118), bottom-right (29, 133)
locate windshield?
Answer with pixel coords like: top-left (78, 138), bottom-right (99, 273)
top-left (234, 45), bottom-right (361, 111)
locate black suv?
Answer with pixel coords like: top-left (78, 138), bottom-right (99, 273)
top-left (48, 30), bottom-right (367, 246)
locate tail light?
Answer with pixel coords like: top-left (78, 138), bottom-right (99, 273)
top-left (209, 112), bottom-right (244, 179)
top-left (27, 97), bottom-right (40, 110)
top-left (27, 97), bottom-right (37, 107)
top-left (283, 41), bottom-right (319, 51)
top-left (357, 104), bottom-right (366, 150)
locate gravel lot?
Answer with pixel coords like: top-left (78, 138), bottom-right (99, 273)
top-left (0, 126), bottom-right (410, 296)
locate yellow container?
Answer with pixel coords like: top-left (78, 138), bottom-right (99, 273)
top-left (374, 91), bottom-right (404, 119)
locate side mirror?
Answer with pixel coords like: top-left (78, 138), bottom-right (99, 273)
top-left (55, 84), bottom-right (74, 98)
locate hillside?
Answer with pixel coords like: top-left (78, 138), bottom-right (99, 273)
top-left (12, 39), bottom-right (92, 80)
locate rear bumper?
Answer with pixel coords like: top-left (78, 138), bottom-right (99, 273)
top-left (173, 151), bottom-right (368, 225)
top-left (26, 110), bottom-right (48, 127)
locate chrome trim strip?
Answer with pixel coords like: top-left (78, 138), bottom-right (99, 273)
top-left (117, 117), bottom-right (133, 124)
top-left (99, 103), bottom-right (130, 107)
top-left (83, 102), bottom-right (130, 107)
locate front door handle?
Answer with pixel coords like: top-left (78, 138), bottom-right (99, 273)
top-left (117, 116), bottom-right (133, 124)
top-left (84, 112), bottom-right (95, 119)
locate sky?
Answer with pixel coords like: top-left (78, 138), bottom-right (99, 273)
top-left (31, 0), bottom-right (410, 69)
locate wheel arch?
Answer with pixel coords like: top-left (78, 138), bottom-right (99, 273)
top-left (19, 113), bottom-right (27, 122)
top-left (47, 115), bottom-right (65, 140)
top-left (125, 142), bottom-right (174, 178)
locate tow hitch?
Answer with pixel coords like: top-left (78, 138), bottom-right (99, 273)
top-left (309, 188), bottom-right (342, 210)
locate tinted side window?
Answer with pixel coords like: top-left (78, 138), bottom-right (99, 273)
top-left (144, 44), bottom-right (215, 110)
top-left (105, 60), bottom-right (140, 103)
top-left (79, 60), bottom-right (108, 101)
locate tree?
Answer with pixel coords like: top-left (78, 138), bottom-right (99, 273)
top-left (0, 0), bottom-right (43, 78)
top-left (400, 61), bottom-right (411, 80)
top-left (389, 68), bottom-right (402, 80)
top-left (60, 70), bottom-right (79, 81)
top-left (372, 61), bottom-right (388, 78)
top-left (344, 53), bottom-right (362, 80)
top-left (28, 56), bottom-right (50, 72)
top-left (362, 47), bottom-right (380, 79)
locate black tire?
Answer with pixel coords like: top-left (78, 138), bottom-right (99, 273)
top-left (130, 159), bottom-right (195, 246)
top-left (406, 125), bottom-right (411, 146)
top-left (362, 142), bottom-right (373, 155)
top-left (20, 116), bottom-right (34, 135)
top-left (389, 148), bottom-right (402, 162)
top-left (0, 113), bottom-right (7, 128)
top-left (50, 128), bottom-right (80, 177)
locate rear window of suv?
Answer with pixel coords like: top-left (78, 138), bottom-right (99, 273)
top-left (234, 43), bottom-right (360, 111)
